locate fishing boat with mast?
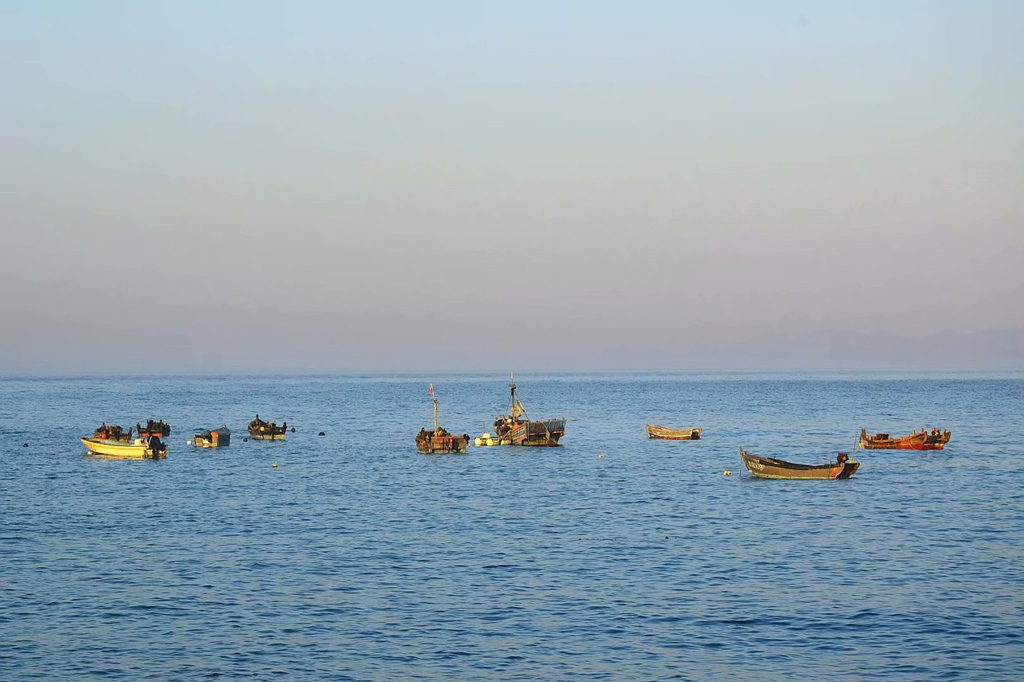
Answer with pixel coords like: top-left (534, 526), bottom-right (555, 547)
top-left (476, 373), bottom-right (566, 447)
top-left (416, 384), bottom-right (470, 454)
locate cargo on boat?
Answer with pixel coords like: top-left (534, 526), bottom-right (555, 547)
top-left (860, 427), bottom-right (950, 450)
top-left (483, 374), bottom-right (566, 447)
top-left (93, 423), bottom-right (132, 442)
top-left (137, 419), bottom-right (170, 438)
top-left (82, 435), bottom-right (167, 459)
top-left (248, 415), bottom-right (286, 440)
top-left (190, 426), bottom-right (231, 448)
top-left (739, 447), bottom-right (859, 480)
top-left (647, 424), bottom-right (702, 440)
top-left (417, 384), bottom-right (470, 453)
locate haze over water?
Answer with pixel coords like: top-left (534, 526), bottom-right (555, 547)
top-left (2, 372), bottom-right (1023, 679)
top-left (2, 2), bottom-right (1023, 373)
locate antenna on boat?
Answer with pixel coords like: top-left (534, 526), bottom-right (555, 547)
top-left (430, 383), bottom-right (438, 432)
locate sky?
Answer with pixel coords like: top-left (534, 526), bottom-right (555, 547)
top-left (2, 1), bottom-right (1022, 372)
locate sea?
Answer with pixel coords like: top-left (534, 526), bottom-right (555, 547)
top-left (1, 372), bottom-right (1022, 680)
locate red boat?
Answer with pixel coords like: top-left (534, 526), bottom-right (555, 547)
top-left (860, 427), bottom-right (951, 450)
top-left (137, 419), bottom-right (171, 438)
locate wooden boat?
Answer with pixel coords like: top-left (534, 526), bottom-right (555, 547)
top-left (647, 424), bottom-right (702, 440)
top-left (137, 419), bottom-right (171, 438)
top-left (416, 385), bottom-right (470, 453)
top-left (93, 423), bottom-right (132, 442)
top-left (484, 374), bottom-right (566, 447)
top-left (190, 426), bottom-right (231, 448)
top-left (82, 436), bottom-right (167, 459)
top-left (248, 415), bottom-right (286, 440)
top-left (739, 447), bottom-right (859, 480)
top-left (860, 428), bottom-right (950, 450)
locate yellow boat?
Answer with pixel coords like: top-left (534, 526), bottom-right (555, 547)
top-left (81, 436), bottom-right (167, 459)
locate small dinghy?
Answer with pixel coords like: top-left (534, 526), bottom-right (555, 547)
top-left (647, 424), bottom-right (702, 440)
top-left (82, 435), bottom-right (167, 459)
top-left (739, 448), bottom-right (859, 480)
top-left (248, 415), bottom-right (287, 440)
top-left (190, 426), bottom-right (231, 448)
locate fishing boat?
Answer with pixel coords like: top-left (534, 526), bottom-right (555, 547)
top-left (248, 415), bottom-right (286, 440)
top-left (93, 423), bottom-right (132, 442)
top-left (416, 384), bottom-right (470, 454)
top-left (190, 426), bottom-right (231, 448)
top-left (137, 419), bottom-right (171, 438)
top-left (860, 428), bottom-right (950, 450)
top-left (739, 448), bottom-right (859, 480)
top-left (82, 435), bottom-right (167, 459)
top-left (480, 374), bottom-right (566, 447)
top-left (647, 424), bottom-right (702, 440)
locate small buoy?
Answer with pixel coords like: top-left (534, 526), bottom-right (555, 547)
top-left (186, 440), bottom-right (192, 446)
top-left (243, 437), bottom-right (248, 442)
top-left (290, 427), bottom-right (296, 433)
top-left (318, 431), bottom-right (325, 436)
top-left (23, 443), bottom-right (28, 448)
top-left (598, 454), bottom-right (605, 459)
top-left (724, 470), bottom-right (732, 476)
top-left (272, 462), bottom-right (278, 468)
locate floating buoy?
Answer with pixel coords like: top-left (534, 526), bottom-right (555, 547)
top-left (243, 437), bottom-right (248, 442)
top-left (318, 431), bottom-right (325, 436)
top-left (272, 462), bottom-right (278, 468)
top-left (23, 443), bottom-right (28, 448)
top-left (598, 454), bottom-right (605, 459)
top-left (290, 427), bottom-right (296, 433)
top-left (724, 470), bottom-right (732, 476)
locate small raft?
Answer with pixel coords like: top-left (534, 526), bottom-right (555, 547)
top-left (647, 424), bottom-right (702, 440)
top-left (739, 448), bottom-right (859, 480)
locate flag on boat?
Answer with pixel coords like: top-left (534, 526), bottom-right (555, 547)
top-left (428, 384), bottom-right (434, 397)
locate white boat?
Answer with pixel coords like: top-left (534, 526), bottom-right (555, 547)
top-left (81, 436), bottom-right (167, 459)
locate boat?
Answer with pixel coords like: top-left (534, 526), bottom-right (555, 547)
top-left (190, 426), bottom-right (231, 448)
top-left (860, 427), bottom-right (950, 450)
top-left (647, 424), bottom-right (702, 440)
top-left (416, 384), bottom-right (470, 454)
top-left (480, 374), bottom-right (566, 447)
top-left (739, 447), bottom-right (859, 480)
top-left (82, 435), bottom-right (167, 459)
top-left (137, 419), bottom-right (171, 438)
top-left (93, 423), bottom-right (132, 442)
top-left (248, 415), bottom-right (286, 440)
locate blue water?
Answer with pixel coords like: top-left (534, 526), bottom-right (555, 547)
top-left (1, 372), bottom-right (1023, 680)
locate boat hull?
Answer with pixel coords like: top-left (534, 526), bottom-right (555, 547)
top-left (647, 425), bottom-right (702, 440)
top-left (82, 437), bottom-right (166, 460)
top-left (249, 432), bottom-right (285, 441)
top-left (739, 448), bottom-right (858, 480)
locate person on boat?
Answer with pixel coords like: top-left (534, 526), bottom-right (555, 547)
top-left (837, 453), bottom-right (849, 464)
top-left (282, 421), bottom-right (287, 432)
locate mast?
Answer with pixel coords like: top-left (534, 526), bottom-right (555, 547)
top-left (433, 395), bottom-right (438, 432)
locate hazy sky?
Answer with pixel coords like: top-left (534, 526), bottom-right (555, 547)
top-left (2, 1), bottom-right (1022, 372)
